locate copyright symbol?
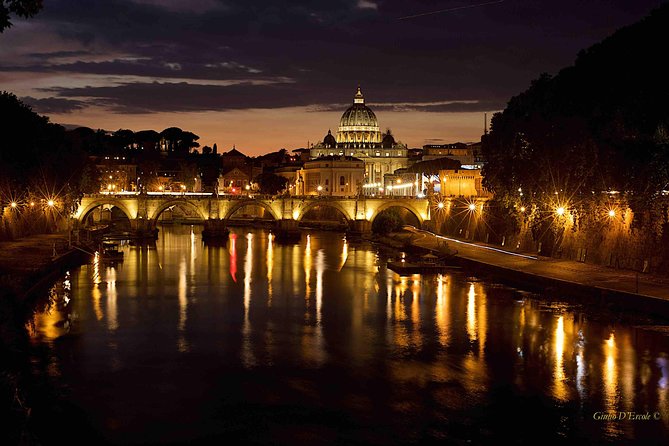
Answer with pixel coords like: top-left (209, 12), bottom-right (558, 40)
top-left (654, 412), bottom-right (661, 420)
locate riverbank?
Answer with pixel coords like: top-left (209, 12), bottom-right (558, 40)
top-left (0, 233), bottom-right (91, 301)
top-left (0, 233), bottom-right (96, 445)
top-left (381, 228), bottom-right (669, 320)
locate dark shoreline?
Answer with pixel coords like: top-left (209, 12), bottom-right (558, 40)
top-left (374, 231), bottom-right (669, 322)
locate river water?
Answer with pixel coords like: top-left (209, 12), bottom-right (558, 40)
top-left (28, 226), bottom-right (669, 444)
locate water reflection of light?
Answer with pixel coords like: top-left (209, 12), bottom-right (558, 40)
top-left (467, 283), bottom-right (477, 342)
top-left (267, 232), bottom-right (274, 304)
top-left (304, 234), bottom-right (312, 311)
top-left (553, 315), bottom-right (567, 401)
top-left (386, 269), bottom-right (393, 320)
top-left (106, 266), bottom-right (118, 331)
top-left (242, 232), bottom-right (255, 367)
top-left (435, 274), bottom-right (450, 347)
top-left (339, 236), bottom-right (348, 271)
top-left (177, 256), bottom-right (188, 353)
top-left (93, 251), bottom-right (101, 284)
top-left (576, 330), bottom-right (586, 399)
top-left (603, 333), bottom-right (618, 414)
top-left (229, 233), bottom-right (237, 282)
top-left (316, 249), bottom-right (324, 326)
top-left (658, 356), bottom-right (669, 428)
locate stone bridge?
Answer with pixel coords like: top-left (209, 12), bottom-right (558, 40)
top-left (74, 192), bottom-right (432, 235)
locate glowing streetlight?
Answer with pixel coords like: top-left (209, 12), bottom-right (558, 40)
top-left (556, 207), bottom-right (565, 216)
top-left (317, 185), bottom-right (323, 192)
top-left (608, 209), bottom-right (616, 217)
top-left (10, 201), bottom-right (17, 208)
top-left (437, 202), bottom-right (444, 209)
top-left (47, 200), bottom-right (55, 207)
top-left (245, 184), bottom-right (250, 190)
top-left (520, 206), bottom-right (526, 213)
top-left (468, 203), bottom-right (476, 211)
top-left (29, 202), bottom-right (35, 207)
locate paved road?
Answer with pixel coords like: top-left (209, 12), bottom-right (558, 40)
top-left (404, 226), bottom-right (669, 302)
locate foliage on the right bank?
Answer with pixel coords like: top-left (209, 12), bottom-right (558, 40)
top-left (481, 4), bottom-right (669, 257)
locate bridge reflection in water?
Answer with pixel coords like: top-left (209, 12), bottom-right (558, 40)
top-left (29, 225), bottom-right (669, 444)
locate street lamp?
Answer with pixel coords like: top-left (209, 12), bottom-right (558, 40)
top-left (47, 200), bottom-right (55, 207)
top-left (608, 209), bottom-right (616, 217)
top-left (556, 207), bottom-right (565, 216)
top-left (468, 203), bottom-right (476, 211)
top-left (437, 202), bottom-right (444, 209)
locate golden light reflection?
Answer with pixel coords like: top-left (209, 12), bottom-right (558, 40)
top-left (553, 315), bottom-right (568, 401)
top-left (267, 232), bottom-right (274, 305)
top-left (315, 249), bottom-right (324, 326)
top-left (467, 283), bottom-right (477, 342)
top-left (410, 275), bottom-right (421, 347)
top-left (435, 274), bottom-right (450, 347)
top-left (603, 333), bottom-right (618, 413)
top-left (229, 233), bottom-right (238, 282)
top-left (106, 266), bottom-right (118, 331)
top-left (242, 232), bottom-right (255, 368)
top-left (339, 237), bottom-right (348, 271)
top-left (177, 256), bottom-right (188, 353)
top-left (386, 268), bottom-right (393, 320)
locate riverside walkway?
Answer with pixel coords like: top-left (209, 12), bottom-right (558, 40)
top-left (404, 227), bottom-right (669, 310)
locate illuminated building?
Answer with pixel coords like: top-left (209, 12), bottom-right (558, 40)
top-left (311, 87), bottom-right (408, 184)
top-left (294, 155), bottom-right (365, 196)
top-left (439, 168), bottom-right (489, 197)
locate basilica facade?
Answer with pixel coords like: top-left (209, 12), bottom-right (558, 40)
top-left (310, 87), bottom-right (408, 185)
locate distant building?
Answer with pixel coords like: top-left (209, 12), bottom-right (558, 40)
top-left (294, 155), bottom-right (365, 196)
top-left (220, 147), bottom-right (248, 169)
top-left (217, 166), bottom-right (261, 195)
top-left (439, 168), bottom-right (489, 197)
top-left (310, 87), bottom-right (408, 184)
top-left (95, 155), bottom-right (137, 192)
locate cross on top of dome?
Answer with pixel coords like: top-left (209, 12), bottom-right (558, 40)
top-left (354, 86), bottom-right (364, 104)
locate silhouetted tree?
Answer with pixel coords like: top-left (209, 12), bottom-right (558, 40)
top-left (254, 173), bottom-right (287, 195)
top-left (1, 0), bottom-right (42, 32)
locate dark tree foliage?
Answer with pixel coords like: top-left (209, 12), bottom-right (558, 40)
top-left (0, 92), bottom-right (93, 213)
top-left (372, 209), bottom-right (403, 235)
top-left (254, 173), bottom-right (287, 195)
top-left (482, 4), bottom-right (669, 235)
top-left (0, 0), bottom-right (42, 32)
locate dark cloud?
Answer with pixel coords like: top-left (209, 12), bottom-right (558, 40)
top-left (20, 96), bottom-right (87, 114)
top-left (2, 0), bottom-right (664, 115)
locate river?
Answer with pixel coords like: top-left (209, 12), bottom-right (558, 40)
top-left (27, 225), bottom-right (669, 444)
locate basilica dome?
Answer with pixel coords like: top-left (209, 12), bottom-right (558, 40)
top-left (336, 87), bottom-right (382, 147)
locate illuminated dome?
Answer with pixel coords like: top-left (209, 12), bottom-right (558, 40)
top-left (336, 87), bottom-right (382, 147)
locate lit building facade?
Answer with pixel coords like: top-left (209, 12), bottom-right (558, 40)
top-left (310, 87), bottom-right (408, 184)
top-left (439, 168), bottom-right (490, 197)
top-left (294, 155), bottom-right (365, 196)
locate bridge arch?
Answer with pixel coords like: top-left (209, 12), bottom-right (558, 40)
top-left (77, 199), bottom-right (135, 223)
top-left (297, 201), bottom-right (353, 222)
top-left (150, 199), bottom-right (208, 222)
top-left (224, 199), bottom-right (279, 220)
top-left (371, 201), bottom-right (425, 225)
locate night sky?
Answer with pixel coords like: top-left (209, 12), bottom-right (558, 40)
top-left (0, 0), bottom-right (662, 154)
